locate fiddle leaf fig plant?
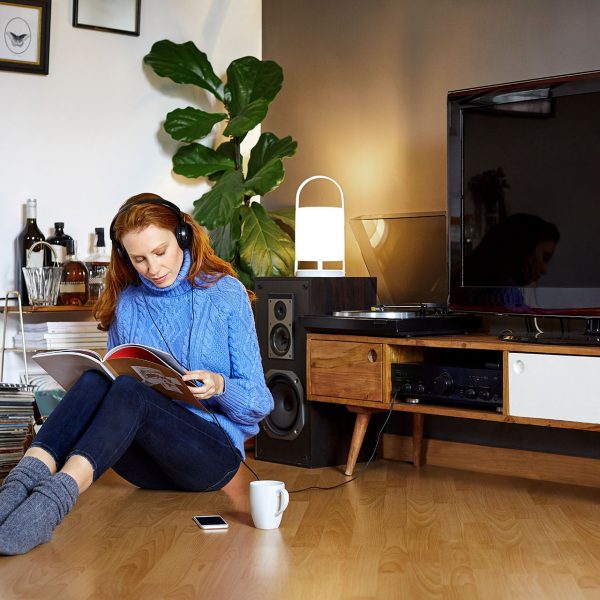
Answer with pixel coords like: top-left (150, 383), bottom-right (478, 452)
top-left (143, 40), bottom-right (297, 288)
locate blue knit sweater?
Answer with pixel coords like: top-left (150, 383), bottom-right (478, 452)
top-left (107, 250), bottom-right (273, 457)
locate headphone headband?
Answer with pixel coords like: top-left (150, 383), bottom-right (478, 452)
top-left (109, 197), bottom-right (192, 260)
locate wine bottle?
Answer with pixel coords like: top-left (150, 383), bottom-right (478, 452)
top-left (46, 222), bottom-right (73, 265)
top-left (86, 227), bottom-right (110, 305)
top-left (17, 198), bottom-right (45, 306)
top-left (58, 239), bottom-right (89, 306)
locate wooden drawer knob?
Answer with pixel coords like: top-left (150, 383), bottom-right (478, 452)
top-left (368, 348), bottom-right (378, 363)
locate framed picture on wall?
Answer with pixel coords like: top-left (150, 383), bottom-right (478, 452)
top-left (73, 0), bottom-right (141, 37)
top-left (0, 0), bottom-right (51, 75)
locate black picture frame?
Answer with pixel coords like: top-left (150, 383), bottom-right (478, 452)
top-left (0, 0), bottom-right (51, 75)
top-left (73, 0), bottom-right (140, 37)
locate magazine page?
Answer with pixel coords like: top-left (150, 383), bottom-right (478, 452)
top-left (32, 351), bottom-right (114, 392)
top-left (105, 344), bottom-right (187, 375)
top-left (106, 357), bottom-right (204, 410)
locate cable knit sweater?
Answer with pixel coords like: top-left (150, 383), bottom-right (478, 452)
top-left (107, 250), bottom-right (273, 457)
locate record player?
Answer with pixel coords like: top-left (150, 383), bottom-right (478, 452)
top-left (299, 212), bottom-right (481, 337)
top-left (300, 303), bottom-right (479, 337)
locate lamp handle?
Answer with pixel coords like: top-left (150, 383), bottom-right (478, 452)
top-left (295, 175), bottom-right (344, 210)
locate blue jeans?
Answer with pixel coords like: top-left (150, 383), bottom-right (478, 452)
top-left (30, 371), bottom-right (241, 491)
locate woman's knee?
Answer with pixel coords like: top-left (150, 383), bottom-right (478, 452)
top-left (111, 374), bottom-right (140, 393)
top-left (105, 376), bottom-right (151, 413)
top-left (76, 369), bottom-right (112, 389)
top-left (109, 376), bottom-right (171, 410)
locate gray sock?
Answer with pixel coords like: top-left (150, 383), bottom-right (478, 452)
top-left (0, 456), bottom-right (51, 525)
top-left (0, 472), bottom-right (79, 555)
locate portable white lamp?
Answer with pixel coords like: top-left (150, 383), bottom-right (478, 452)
top-left (294, 175), bottom-right (345, 277)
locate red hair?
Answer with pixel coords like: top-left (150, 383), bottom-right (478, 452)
top-left (94, 193), bottom-right (245, 331)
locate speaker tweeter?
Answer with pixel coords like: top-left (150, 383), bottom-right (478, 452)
top-left (268, 296), bottom-right (293, 360)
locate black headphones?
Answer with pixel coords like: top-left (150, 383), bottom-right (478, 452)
top-left (109, 197), bottom-right (193, 261)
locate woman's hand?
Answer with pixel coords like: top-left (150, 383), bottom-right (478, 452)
top-left (182, 370), bottom-right (225, 401)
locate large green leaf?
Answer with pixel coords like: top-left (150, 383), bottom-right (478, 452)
top-left (164, 107), bottom-right (226, 142)
top-left (210, 215), bottom-right (241, 263)
top-left (225, 57), bottom-right (283, 116)
top-left (223, 99), bottom-right (268, 138)
top-left (244, 159), bottom-right (284, 197)
top-left (192, 169), bottom-right (244, 229)
top-left (208, 141), bottom-right (238, 182)
top-left (239, 203), bottom-right (295, 277)
top-left (269, 207), bottom-right (295, 231)
top-left (144, 40), bottom-right (225, 102)
top-left (173, 143), bottom-right (236, 178)
top-left (247, 133), bottom-right (297, 179)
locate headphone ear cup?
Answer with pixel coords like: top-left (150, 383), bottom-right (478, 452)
top-left (176, 224), bottom-right (192, 250)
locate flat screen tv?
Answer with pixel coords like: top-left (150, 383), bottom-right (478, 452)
top-left (447, 70), bottom-right (600, 341)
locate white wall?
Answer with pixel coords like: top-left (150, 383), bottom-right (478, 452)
top-left (1, 0), bottom-right (261, 292)
top-left (1, 0), bottom-right (261, 382)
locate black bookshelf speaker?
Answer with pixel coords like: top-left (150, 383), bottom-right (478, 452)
top-left (254, 276), bottom-right (376, 468)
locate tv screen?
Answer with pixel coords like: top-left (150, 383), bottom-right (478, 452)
top-left (448, 70), bottom-right (600, 322)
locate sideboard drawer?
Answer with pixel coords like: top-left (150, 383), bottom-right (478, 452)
top-left (308, 340), bottom-right (383, 402)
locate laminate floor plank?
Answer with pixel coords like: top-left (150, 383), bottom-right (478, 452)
top-left (0, 459), bottom-right (598, 599)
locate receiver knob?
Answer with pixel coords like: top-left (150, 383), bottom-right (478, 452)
top-left (479, 389), bottom-right (491, 401)
top-left (415, 384), bottom-right (425, 395)
top-left (433, 372), bottom-right (454, 395)
top-left (401, 382), bottom-right (413, 395)
top-left (465, 388), bottom-right (477, 400)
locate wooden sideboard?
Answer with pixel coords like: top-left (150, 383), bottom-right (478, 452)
top-left (306, 332), bottom-right (600, 475)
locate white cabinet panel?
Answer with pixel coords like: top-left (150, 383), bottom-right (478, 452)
top-left (508, 352), bottom-right (600, 424)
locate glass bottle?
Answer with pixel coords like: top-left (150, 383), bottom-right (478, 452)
top-left (17, 198), bottom-right (45, 305)
top-left (58, 239), bottom-right (89, 306)
top-left (45, 222), bottom-right (73, 265)
top-left (86, 227), bottom-right (110, 305)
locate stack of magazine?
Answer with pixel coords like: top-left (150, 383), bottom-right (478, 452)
top-left (0, 384), bottom-right (37, 482)
top-left (12, 321), bottom-right (107, 351)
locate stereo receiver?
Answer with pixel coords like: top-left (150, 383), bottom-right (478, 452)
top-left (392, 361), bottom-right (502, 409)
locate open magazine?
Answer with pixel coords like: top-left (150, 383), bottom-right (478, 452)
top-left (32, 344), bottom-right (205, 411)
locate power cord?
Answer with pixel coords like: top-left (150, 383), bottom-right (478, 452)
top-left (205, 392), bottom-right (398, 492)
top-left (288, 398), bottom-right (397, 494)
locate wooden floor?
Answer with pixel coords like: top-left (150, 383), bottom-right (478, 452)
top-left (0, 457), bottom-right (599, 599)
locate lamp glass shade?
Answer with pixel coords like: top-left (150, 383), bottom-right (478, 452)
top-left (294, 175), bottom-right (346, 276)
top-left (295, 207), bottom-right (345, 261)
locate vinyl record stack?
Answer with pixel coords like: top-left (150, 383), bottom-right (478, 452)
top-left (0, 384), bottom-right (36, 482)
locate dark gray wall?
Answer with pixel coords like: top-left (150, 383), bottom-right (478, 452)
top-left (262, 0), bottom-right (600, 460)
top-left (263, 0), bottom-right (600, 276)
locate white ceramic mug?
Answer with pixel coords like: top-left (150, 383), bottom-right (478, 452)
top-left (249, 480), bottom-right (289, 530)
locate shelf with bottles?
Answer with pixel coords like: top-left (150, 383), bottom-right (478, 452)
top-left (2, 291), bottom-right (105, 366)
top-left (16, 198), bottom-right (109, 308)
top-left (4, 345), bottom-right (106, 353)
top-left (0, 304), bottom-right (95, 314)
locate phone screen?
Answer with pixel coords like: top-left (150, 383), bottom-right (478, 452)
top-left (193, 515), bottom-right (228, 529)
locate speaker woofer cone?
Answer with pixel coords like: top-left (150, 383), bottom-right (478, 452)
top-left (262, 370), bottom-right (305, 440)
top-left (269, 323), bottom-right (291, 356)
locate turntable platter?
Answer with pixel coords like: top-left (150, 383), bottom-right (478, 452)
top-left (333, 310), bottom-right (417, 319)
top-left (303, 302), bottom-right (479, 338)
top-left (334, 303), bottom-right (445, 320)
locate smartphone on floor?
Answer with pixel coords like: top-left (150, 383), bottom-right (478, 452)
top-left (192, 515), bottom-right (229, 530)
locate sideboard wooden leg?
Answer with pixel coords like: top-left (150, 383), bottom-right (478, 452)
top-left (412, 412), bottom-right (425, 468)
top-left (344, 409), bottom-right (372, 476)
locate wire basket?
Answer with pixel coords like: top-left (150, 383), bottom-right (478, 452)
top-left (22, 241), bottom-right (62, 306)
